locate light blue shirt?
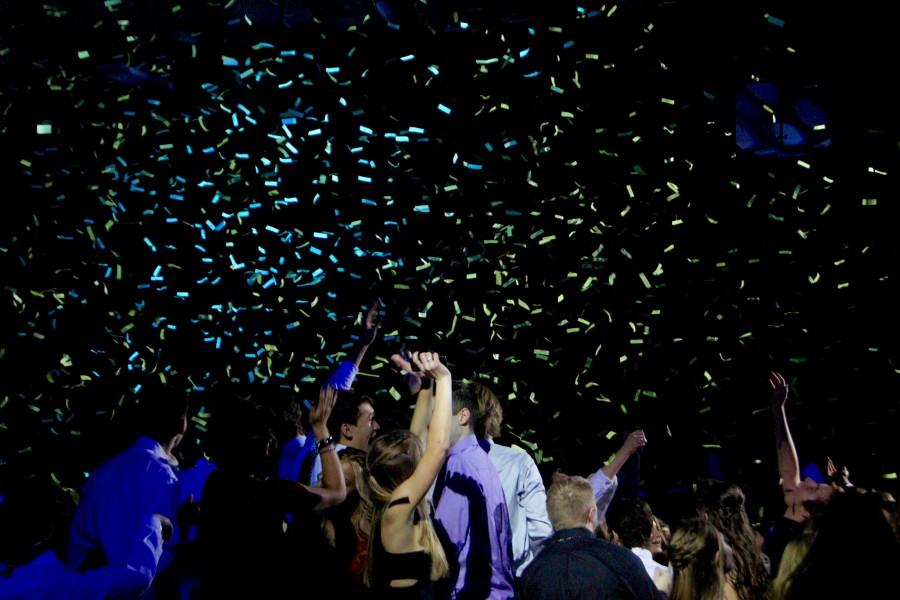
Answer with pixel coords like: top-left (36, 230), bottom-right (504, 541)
top-left (484, 440), bottom-right (553, 577)
top-left (588, 467), bottom-right (619, 518)
top-left (65, 436), bottom-right (179, 591)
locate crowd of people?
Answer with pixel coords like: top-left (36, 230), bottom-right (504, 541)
top-left (1, 308), bottom-right (898, 599)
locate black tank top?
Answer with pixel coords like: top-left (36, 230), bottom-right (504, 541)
top-left (372, 497), bottom-right (434, 599)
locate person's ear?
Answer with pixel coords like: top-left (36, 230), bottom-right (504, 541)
top-left (459, 407), bottom-right (471, 427)
top-left (588, 504), bottom-right (598, 528)
top-left (341, 422), bottom-right (354, 440)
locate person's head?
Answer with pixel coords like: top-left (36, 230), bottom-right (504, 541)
top-left (366, 429), bottom-right (423, 503)
top-left (472, 382), bottom-right (503, 440)
top-left (208, 387), bottom-right (278, 476)
top-left (365, 429), bottom-right (448, 584)
top-left (547, 476), bottom-right (598, 532)
top-left (328, 391), bottom-right (378, 451)
top-left (696, 480), bottom-right (769, 600)
top-left (0, 477), bottom-right (77, 569)
top-left (608, 498), bottom-right (658, 551)
top-left (450, 381), bottom-right (479, 445)
top-left (136, 380), bottom-right (189, 451)
top-left (668, 518), bottom-right (726, 600)
top-left (794, 476), bottom-right (836, 514)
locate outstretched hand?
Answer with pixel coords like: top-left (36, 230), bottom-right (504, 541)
top-left (826, 456), bottom-right (851, 488)
top-left (360, 300), bottom-right (382, 347)
top-left (310, 385), bottom-right (338, 432)
top-left (622, 429), bottom-right (648, 455)
top-left (769, 371), bottom-right (789, 410)
top-left (411, 351), bottom-right (451, 381)
top-left (391, 351), bottom-right (429, 395)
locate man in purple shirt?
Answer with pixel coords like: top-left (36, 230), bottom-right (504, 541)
top-left (433, 381), bottom-right (515, 600)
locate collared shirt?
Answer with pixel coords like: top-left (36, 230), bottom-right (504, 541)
top-left (433, 434), bottom-right (515, 600)
top-left (520, 528), bottom-right (665, 600)
top-left (631, 547), bottom-right (673, 590)
top-left (66, 436), bottom-right (179, 587)
top-left (587, 468), bottom-right (619, 518)
top-left (484, 440), bottom-right (553, 577)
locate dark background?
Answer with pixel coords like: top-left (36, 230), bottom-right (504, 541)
top-left (1, 0), bottom-right (897, 526)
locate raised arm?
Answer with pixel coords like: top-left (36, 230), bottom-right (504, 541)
top-left (601, 430), bottom-right (647, 480)
top-left (392, 352), bottom-right (433, 442)
top-left (303, 385), bottom-right (347, 510)
top-left (770, 371), bottom-right (801, 495)
top-left (326, 301), bottom-right (382, 391)
top-left (351, 300), bottom-right (382, 369)
top-left (389, 352), bottom-right (451, 512)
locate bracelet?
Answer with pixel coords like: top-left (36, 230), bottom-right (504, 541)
top-left (316, 435), bottom-right (334, 453)
top-left (318, 445), bottom-right (336, 454)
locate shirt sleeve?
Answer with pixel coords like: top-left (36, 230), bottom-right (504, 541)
top-left (519, 455), bottom-right (553, 554)
top-left (587, 468), bottom-right (618, 519)
top-left (327, 360), bottom-right (359, 391)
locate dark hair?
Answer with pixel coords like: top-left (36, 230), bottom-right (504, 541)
top-left (696, 481), bottom-right (769, 600)
top-left (135, 380), bottom-right (189, 443)
top-left (669, 518), bottom-right (725, 600)
top-left (472, 383), bottom-right (503, 439)
top-left (207, 386), bottom-right (278, 475)
top-left (451, 381), bottom-right (479, 428)
top-left (608, 498), bottom-right (655, 549)
top-left (787, 489), bottom-right (900, 599)
top-left (327, 390), bottom-right (373, 439)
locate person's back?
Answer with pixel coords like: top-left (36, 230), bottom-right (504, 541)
top-left (521, 528), bottom-right (663, 600)
top-left (474, 383), bottom-right (553, 577)
top-left (66, 436), bottom-right (180, 579)
top-left (433, 384), bottom-right (515, 600)
top-left (520, 476), bottom-right (662, 600)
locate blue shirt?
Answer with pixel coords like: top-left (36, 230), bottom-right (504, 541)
top-left (434, 434), bottom-right (515, 599)
top-left (485, 440), bottom-right (553, 577)
top-left (65, 437), bottom-right (179, 590)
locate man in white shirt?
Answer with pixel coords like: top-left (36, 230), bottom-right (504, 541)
top-left (65, 384), bottom-right (188, 595)
top-left (473, 383), bottom-right (554, 577)
top-left (607, 497), bottom-right (673, 595)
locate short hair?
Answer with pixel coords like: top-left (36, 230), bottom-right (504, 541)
top-left (608, 498), bottom-right (655, 548)
top-left (451, 381), bottom-right (479, 429)
top-left (547, 476), bottom-right (595, 531)
top-left (327, 390), bottom-right (374, 437)
top-left (135, 380), bottom-right (189, 443)
top-left (473, 383), bottom-right (503, 439)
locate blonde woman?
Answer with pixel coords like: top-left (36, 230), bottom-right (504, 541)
top-left (365, 352), bottom-right (451, 598)
top-left (669, 518), bottom-right (739, 600)
top-left (771, 529), bottom-right (814, 600)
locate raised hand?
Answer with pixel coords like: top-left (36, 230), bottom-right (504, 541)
top-left (391, 351), bottom-right (429, 395)
top-left (310, 385), bottom-right (338, 435)
top-left (360, 300), bottom-right (382, 347)
top-left (622, 429), bottom-right (648, 455)
top-left (769, 371), bottom-right (789, 410)
top-left (411, 351), bottom-right (451, 381)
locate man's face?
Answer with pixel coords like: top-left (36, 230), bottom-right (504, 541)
top-left (346, 401), bottom-right (378, 450)
top-left (798, 477), bottom-right (835, 503)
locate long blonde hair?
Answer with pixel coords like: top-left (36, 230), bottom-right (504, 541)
top-left (669, 518), bottom-right (727, 600)
top-left (772, 529), bottom-right (815, 600)
top-left (364, 430), bottom-right (449, 585)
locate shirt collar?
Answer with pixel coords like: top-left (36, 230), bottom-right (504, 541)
top-left (550, 527), bottom-right (596, 542)
top-left (134, 435), bottom-right (175, 465)
top-left (448, 433), bottom-right (480, 456)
